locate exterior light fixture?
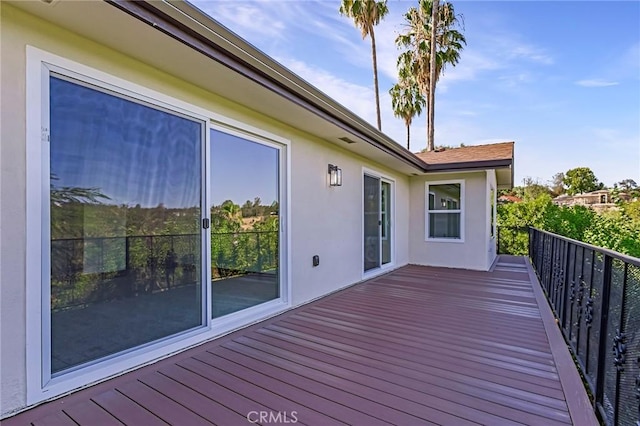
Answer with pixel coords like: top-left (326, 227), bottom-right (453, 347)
top-left (328, 164), bottom-right (342, 186)
top-left (441, 198), bottom-right (447, 208)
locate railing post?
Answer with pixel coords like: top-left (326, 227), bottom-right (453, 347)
top-left (595, 254), bottom-right (612, 409)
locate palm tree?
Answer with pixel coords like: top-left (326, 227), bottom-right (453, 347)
top-left (389, 55), bottom-right (426, 150)
top-left (339, 0), bottom-right (389, 131)
top-left (396, 0), bottom-right (465, 151)
top-left (427, 0), bottom-right (439, 152)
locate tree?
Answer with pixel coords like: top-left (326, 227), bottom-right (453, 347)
top-left (396, 0), bottom-right (465, 151)
top-left (616, 178), bottom-right (639, 199)
top-left (549, 172), bottom-right (565, 196)
top-left (339, 0), bottom-right (389, 131)
top-left (617, 178), bottom-right (638, 192)
top-left (563, 167), bottom-right (601, 195)
top-left (389, 54), bottom-right (426, 149)
top-left (427, 0), bottom-right (438, 153)
top-left (516, 177), bottom-right (551, 200)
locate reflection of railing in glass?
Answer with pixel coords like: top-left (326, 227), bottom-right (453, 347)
top-left (211, 230), bottom-right (278, 280)
top-left (51, 231), bottom-right (278, 311)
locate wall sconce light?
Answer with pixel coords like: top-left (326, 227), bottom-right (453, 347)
top-left (441, 198), bottom-right (447, 208)
top-left (328, 164), bottom-right (342, 187)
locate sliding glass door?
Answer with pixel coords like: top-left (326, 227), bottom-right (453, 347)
top-left (49, 75), bottom-right (205, 375)
top-left (210, 129), bottom-right (280, 318)
top-left (363, 174), bottom-right (393, 273)
top-left (36, 56), bottom-right (288, 399)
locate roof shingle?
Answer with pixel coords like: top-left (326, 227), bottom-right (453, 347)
top-left (416, 141), bottom-right (514, 165)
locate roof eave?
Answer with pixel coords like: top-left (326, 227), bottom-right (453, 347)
top-left (424, 159), bottom-right (513, 172)
top-left (105, 0), bottom-right (428, 173)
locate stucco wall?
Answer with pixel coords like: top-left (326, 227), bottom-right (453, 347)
top-left (0, 5), bottom-right (410, 416)
top-left (409, 172), bottom-right (489, 271)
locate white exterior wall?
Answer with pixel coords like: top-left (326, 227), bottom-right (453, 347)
top-left (291, 147), bottom-right (410, 304)
top-left (0, 5), bottom-right (410, 416)
top-left (409, 172), bottom-right (489, 271)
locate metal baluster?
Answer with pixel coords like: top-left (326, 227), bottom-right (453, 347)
top-left (595, 255), bottom-right (612, 411)
top-left (614, 263), bottom-right (629, 424)
top-left (584, 250), bottom-right (596, 373)
top-left (568, 244), bottom-right (578, 342)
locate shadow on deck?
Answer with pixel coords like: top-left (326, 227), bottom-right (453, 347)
top-left (4, 255), bottom-right (597, 425)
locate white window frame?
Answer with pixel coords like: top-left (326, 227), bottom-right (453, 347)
top-left (489, 186), bottom-right (496, 240)
top-left (26, 46), bottom-right (291, 405)
top-left (425, 180), bottom-right (465, 243)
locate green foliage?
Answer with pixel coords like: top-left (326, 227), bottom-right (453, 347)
top-left (623, 200), bottom-right (640, 222)
top-left (389, 53), bottom-right (426, 149)
top-left (339, 0), bottom-right (389, 130)
top-left (563, 167), bottom-right (601, 195)
top-left (582, 212), bottom-right (640, 257)
top-left (395, 0), bottom-right (465, 150)
top-left (51, 193), bottom-right (280, 310)
top-left (498, 194), bottom-right (640, 258)
top-left (500, 178), bottom-right (553, 202)
top-left (339, 0), bottom-right (389, 38)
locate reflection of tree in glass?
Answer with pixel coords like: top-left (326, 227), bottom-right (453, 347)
top-left (50, 174), bottom-right (110, 206)
top-left (211, 199), bottom-right (279, 279)
top-left (50, 174), bottom-right (112, 309)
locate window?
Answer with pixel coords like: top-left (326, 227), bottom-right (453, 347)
top-left (426, 181), bottom-right (464, 240)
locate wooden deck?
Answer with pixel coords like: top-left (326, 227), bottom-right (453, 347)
top-left (4, 256), bottom-right (597, 425)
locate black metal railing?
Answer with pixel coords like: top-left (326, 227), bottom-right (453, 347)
top-left (529, 227), bottom-right (640, 425)
top-left (51, 231), bottom-right (278, 311)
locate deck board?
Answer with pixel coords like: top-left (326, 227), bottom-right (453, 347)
top-left (62, 401), bottom-right (123, 426)
top-left (91, 390), bottom-right (167, 426)
top-left (4, 256), bottom-right (597, 425)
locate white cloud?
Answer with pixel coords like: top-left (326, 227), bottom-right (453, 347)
top-left (437, 38), bottom-right (552, 91)
top-left (575, 79), bottom-right (620, 87)
top-left (509, 44), bottom-right (554, 65)
top-left (275, 56), bottom-right (431, 151)
top-left (194, 1), bottom-right (287, 39)
top-left (278, 57), bottom-right (377, 123)
top-left (438, 49), bottom-right (502, 89)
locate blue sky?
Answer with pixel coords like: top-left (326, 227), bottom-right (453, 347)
top-left (190, 0), bottom-right (639, 187)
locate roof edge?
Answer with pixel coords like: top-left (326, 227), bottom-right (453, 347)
top-left (425, 159), bottom-right (513, 172)
top-left (104, 0), bottom-right (428, 172)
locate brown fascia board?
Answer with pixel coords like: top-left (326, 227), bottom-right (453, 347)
top-left (424, 159), bottom-right (513, 172)
top-left (104, 0), bottom-right (428, 172)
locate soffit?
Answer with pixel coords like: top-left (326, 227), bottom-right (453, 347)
top-left (10, 0), bottom-right (423, 175)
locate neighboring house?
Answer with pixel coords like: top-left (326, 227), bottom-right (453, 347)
top-left (497, 194), bottom-right (523, 204)
top-left (0, 0), bottom-right (513, 418)
top-left (552, 190), bottom-right (619, 212)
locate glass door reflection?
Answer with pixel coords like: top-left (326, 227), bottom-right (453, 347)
top-left (210, 129), bottom-right (280, 318)
top-left (364, 174), bottom-right (381, 271)
top-left (49, 75), bottom-right (204, 374)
